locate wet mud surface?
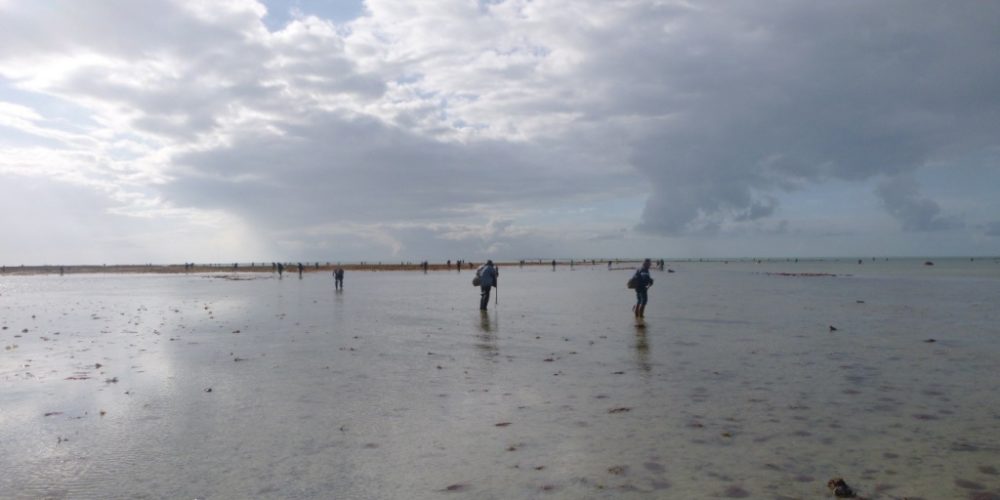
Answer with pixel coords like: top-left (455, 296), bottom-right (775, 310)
top-left (1, 264), bottom-right (999, 499)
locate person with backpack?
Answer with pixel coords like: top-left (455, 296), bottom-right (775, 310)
top-left (631, 258), bottom-right (654, 318)
top-left (333, 267), bottom-right (344, 289)
top-left (476, 260), bottom-right (499, 310)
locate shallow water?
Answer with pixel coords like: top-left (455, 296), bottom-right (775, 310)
top-left (2, 262), bottom-right (999, 499)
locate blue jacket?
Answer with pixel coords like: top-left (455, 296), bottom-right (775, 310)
top-left (477, 264), bottom-right (498, 287)
top-left (633, 267), bottom-right (653, 289)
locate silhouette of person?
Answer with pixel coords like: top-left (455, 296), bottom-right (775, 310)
top-left (476, 260), bottom-right (498, 310)
top-left (631, 258), bottom-right (654, 318)
top-left (334, 267), bottom-right (344, 289)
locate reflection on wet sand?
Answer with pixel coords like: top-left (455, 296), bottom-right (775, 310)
top-left (2, 264), bottom-right (1000, 499)
top-left (634, 324), bottom-right (651, 375)
top-left (476, 311), bottom-right (498, 359)
top-left (479, 310), bottom-right (493, 333)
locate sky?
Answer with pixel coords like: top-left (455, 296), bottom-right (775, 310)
top-left (1, 0), bottom-right (999, 264)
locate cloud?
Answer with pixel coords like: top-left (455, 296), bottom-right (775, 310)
top-left (985, 222), bottom-right (1000, 237)
top-left (163, 110), bottom-right (631, 230)
top-left (0, 1), bottom-right (384, 143)
top-left (0, 174), bottom-right (267, 264)
top-left (344, 1), bottom-right (1000, 236)
top-left (1, 0), bottom-right (999, 262)
top-left (618, 2), bottom-right (1000, 234)
top-left (875, 175), bottom-right (961, 232)
top-left (587, 228), bottom-right (628, 242)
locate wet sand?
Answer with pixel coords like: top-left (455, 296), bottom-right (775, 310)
top-left (2, 264), bottom-right (999, 499)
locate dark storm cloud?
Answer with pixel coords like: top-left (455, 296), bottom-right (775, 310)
top-left (165, 111), bottom-right (626, 226)
top-left (983, 222), bottom-right (1000, 238)
top-left (875, 175), bottom-right (961, 232)
top-left (607, 1), bottom-right (1000, 234)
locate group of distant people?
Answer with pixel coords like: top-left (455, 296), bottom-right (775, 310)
top-left (446, 259), bottom-right (475, 270)
top-left (262, 262), bottom-right (344, 285)
top-left (187, 257), bottom-right (658, 318)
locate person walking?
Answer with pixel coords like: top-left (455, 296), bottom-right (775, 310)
top-left (476, 260), bottom-right (499, 310)
top-left (334, 267), bottom-right (344, 289)
top-left (631, 258), bottom-right (654, 318)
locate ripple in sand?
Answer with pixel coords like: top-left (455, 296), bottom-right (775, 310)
top-left (955, 478), bottom-right (986, 490)
top-left (722, 485), bottom-right (750, 498)
top-left (441, 483), bottom-right (469, 493)
top-left (643, 462), bottom-right (665, 473)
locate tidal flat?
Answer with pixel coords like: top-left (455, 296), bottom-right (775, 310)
top-left (2, 260), bottom-right (999, 499)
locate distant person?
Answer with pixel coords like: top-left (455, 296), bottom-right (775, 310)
top-left (277, 262), bottom-right (284, 278)
top-left (476, 260), bottom-right (499, 310)
top-left (552, 259), bottom-right (556, 270)
top-left (631, 258), bottom-right (654, 318)
top-left (334, 267), bottom-right (344, 289)
top-left (298, 262), bottom-right (304, 278)
top-left (608, 260), bottom-right (612, 270)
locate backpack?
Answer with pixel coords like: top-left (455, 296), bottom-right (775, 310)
top-left (626, 276), bottom-right (637, 289)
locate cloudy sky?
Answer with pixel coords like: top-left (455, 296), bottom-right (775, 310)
top-left (1, 0), bottom-right (999, 264)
